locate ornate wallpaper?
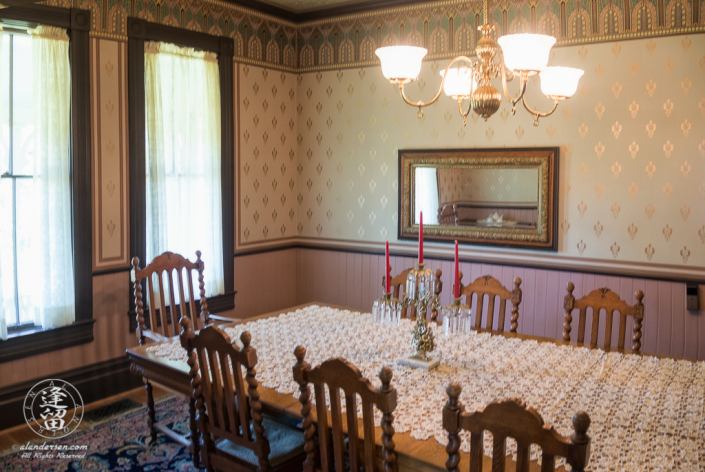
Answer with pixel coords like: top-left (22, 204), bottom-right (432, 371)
top-left (36, 0), bottom-right (705, 72)
top-left (90, 38), bottom-right (130, 270)
top-left (437, 167), bottom-right (539, 204)
top-left (237, 64), bottom-right (299, 247)
top-left (292, 34), bottom-right (705, 266)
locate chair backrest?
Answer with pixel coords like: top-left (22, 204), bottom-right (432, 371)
top-left (293, 347), bottom-right (397, 472)
top-left (458, 273), bottom-right (522, 333)
top-left (180, 318), bottom-right (272, 471)
top-left (443, 383), bottom-right (591, 472)
top-left (563, 283), bottom-right (645, 351)
top-left (438, 204), bottom-right (458, 225)
top-left (383, 267), bottom-right (443, 320)
top-left (132, 250), bottom-right (210, 345)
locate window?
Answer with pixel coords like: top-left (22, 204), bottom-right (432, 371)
top-left (144, 41), bottom-right (224, 297)
top-left (0, 31), bottom-right (35, 332)
top-left (0, 6), bottom-right (92, 362)
top-left (127, 19), bottom-right (235, 315)
top-left (0, 26), bottom-right (76, 340)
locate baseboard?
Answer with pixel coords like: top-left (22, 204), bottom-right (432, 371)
top-left (0, 356), bottom-right (143, 431)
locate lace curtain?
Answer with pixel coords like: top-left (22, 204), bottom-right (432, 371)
top-left (144, 41), bottom-right (224, 297)
top-left (0, 23), bottom-right (4, 340)
top-left (0, 26), bottom-right (75, 340)
top-left (31, 26), bottom-right (75, 332)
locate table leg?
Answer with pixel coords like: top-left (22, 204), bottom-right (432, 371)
top-left (145, 380), bottom-right (157, 442)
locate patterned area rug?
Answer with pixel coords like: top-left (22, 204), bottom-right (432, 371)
top-left (1, 396), bottom-right (198, 472)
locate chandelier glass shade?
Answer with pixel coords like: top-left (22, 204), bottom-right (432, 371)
top-left (496, 33), bottom-right (555, 72)
top-left (439, 67), bottom-right (477, 99)
top-left (376, 45), bottom-right (428, 83)
top-left (374, 0), bottom-right (584, 126)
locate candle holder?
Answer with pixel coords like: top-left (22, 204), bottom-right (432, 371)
top-left (372, 291), bottom-right (402, 325)
top-left (397, 263), bottom-right (442, 370)
top-left (441, 297), bottom-right (472, 335)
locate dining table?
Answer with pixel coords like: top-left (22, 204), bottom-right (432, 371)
top-left (126, 302), bottom-right (704, 472)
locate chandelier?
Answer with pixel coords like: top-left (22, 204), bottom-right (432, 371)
top-left (375, 0), bottom-right (584, 126)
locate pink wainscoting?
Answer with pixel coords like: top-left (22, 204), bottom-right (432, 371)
top-left (233, 248), bottom-right (298, 319)
top-left (0, 271), bottom-right (133, 389)
top-left (291, 247), bottom-right (705, 361)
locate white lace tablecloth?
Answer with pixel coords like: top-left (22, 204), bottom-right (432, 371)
top-left (147, 305), bottom-right (705, 471)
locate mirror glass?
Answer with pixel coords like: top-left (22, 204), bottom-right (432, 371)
top-left (400, 148), bottom-right (559, 251)
top-left (414, 167), bottom-right (540, 228)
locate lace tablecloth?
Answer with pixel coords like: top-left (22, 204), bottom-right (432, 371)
top-left (147, 305), bottom-right (705, 471)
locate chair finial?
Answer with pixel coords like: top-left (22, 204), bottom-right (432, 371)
top-left (180, 315), bottom-right (192, 336)
top-left (240, 331), bottom-right (252, 349)
top-left (446, 382), bottom-right (462, 400)
top-left (572, 411), bottom-right (591, 441)
top-left (294, 345), bottom-right (306, 363)
top-left (379, 366), bottom-right (393, 388)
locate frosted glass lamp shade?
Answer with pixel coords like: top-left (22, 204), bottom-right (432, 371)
top-left (439, 67), bottom-right (476, 98)
top-left (498, 34), bottom-right (556, 72)
top-left (375, 46), bottom-right (427, 82)
top-left (539, 67), bottom-right (585, 98)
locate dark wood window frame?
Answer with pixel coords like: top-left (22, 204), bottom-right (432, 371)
top-left (0, 5), bottom-right (93, 363)
top-left (127, 18), bottom-right (235, 324)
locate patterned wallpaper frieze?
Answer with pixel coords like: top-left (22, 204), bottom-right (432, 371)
top-left (291, 34), bottom-right (704, 266)
top-left (41, 0), bottom-right (299, 70)
top-left (34, 0), bottom-right (705, 72)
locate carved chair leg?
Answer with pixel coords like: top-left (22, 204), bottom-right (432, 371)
top-left (189, 397), bottom-right (199, 468)
top-left (145, 380), bottom-right (157, 443)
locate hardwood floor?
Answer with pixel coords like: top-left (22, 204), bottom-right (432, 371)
top-left (0, 385), bottom-right (170, 453)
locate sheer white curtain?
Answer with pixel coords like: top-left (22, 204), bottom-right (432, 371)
top-left (0, 23), bottom-right (5, 340)
top-left (415, 167), bottom-right (440, 225)
top-left (144, 41), bottom-right (224, 297)
top-left (31, 26), bottom-right (75, 331)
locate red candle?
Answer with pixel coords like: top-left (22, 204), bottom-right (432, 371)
top-left (385, 241), bottom-right (390, 293)
top-left (419, 211), bottom-right (424, 264)
top-left (454, 240), bottom-right (460, 298)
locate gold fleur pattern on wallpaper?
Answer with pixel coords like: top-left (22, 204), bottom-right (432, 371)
top-left (90, 39), bottom-right (129, 270)
top-left (233, 35), bottom-right (705, 266)
top-left (239, 65), bottom-right (298, 244)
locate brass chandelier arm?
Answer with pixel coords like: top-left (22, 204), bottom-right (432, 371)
top-left (498, 53), bottom-right (527, 115)
top-left (521, 93), bottom-right (560, 126)
top-left (398, 55), bottom-right (475, 117)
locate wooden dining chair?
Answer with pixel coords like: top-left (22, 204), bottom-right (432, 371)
top-left (293, 347), bottom-right (397, 472)
top-left (443, 383), bottom-right (591, 472)
top-left (563, 283), bottom-right (645, 352)
top-left (132, 250), bottom-right (238, 443)
top-left (438, 204), bottom-right (458, 225)
top-left (181, 318), bottom-right (307, 472)
top-left (457, 273), bottom-right (522, 333)
top-left (382, 267), bottom-right (443, 320)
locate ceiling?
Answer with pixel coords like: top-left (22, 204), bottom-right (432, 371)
top-left (235, 0), bottom-right (433, 22)
top-left (257, 0), bottom-right (377, 14)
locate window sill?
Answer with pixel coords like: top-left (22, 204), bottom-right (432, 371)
top-left (0, 319), bottom-right (96, 363)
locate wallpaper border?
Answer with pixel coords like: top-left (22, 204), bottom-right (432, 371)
top-left (28, 0), bottom-right (705, 72)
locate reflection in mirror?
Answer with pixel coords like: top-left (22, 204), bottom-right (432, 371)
top-left (428, 167), bottom-right (539, 229)
top-left (400, 148), bottom-right (559, 251)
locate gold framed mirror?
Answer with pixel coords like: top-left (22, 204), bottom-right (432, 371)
top-left (399, 147), bottom-right (559, 251)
